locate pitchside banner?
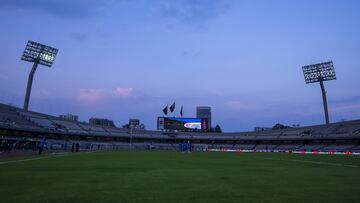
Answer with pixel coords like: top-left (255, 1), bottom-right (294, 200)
top-left (302, 61), bottom-right (336, 84)
top-left (157, 117), bottom-right (209, 132)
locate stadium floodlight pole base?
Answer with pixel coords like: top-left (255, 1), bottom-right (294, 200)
top-left (319, 80), bottom-right (330, 125)
top-left (23, 62), bottom-right (38, 111)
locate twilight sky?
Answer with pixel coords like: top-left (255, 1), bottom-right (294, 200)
top-left (0, 0), bottom-right (359, 132)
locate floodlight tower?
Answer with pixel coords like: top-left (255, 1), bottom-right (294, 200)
top-left (302, 61), bottom-right (336, 125)
top-left (21, 40), bottom-right (58, 111)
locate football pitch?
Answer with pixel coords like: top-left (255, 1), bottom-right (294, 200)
top-left (0, 151), bottom-right (359, 203)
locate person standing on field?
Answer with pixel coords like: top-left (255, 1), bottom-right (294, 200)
top-left (38, 138), bottom-right (46, 155)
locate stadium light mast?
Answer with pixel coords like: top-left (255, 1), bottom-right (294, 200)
top-left (302, 61), bottom-right (336, 125)
top-left (21, 40), bottom-right (58, 111)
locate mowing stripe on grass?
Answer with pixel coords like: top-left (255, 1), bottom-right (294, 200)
top-left (266, 157), bottom-right (360, 168)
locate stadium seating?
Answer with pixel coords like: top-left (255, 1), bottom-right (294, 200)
top-left (1, 102), bottom-right (360, 153)
top-left (275, 144), bottom-right (302, 151)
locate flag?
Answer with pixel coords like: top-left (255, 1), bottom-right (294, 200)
top-left (162, 105), bottom-right (168, 115)
top-left (170, 102), bottom-right (175, 113)
top-left (180, 105), bottom-right (183, 117)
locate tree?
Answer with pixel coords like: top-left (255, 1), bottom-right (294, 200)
top-left (272, 123), bottom-right (290, 130)
top-left (214, 125), bottom-right (222, 133)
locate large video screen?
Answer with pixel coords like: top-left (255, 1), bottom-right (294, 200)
top-left (157, 117), bottom-right (208, 131)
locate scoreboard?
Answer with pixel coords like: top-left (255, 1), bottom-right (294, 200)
top-left (157, 117), bottom-right (209, 132)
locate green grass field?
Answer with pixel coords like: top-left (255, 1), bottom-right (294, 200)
top-left (1, 151), bottom-right (360, 203)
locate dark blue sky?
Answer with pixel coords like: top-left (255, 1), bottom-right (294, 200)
top-left (0, 0), bottom-right (359, 131)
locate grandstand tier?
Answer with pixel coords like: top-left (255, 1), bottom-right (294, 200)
top-left (0, 103), bottom-right (360, 153)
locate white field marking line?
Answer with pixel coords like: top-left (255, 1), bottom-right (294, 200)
top-left (265, 158), bottom-right (360, 168)
top-left (0, 153), bottom-right (68, 165)
top-left (0, 150), bottom-right (100, 165)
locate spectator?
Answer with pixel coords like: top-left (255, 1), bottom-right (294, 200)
top-left (0, 140), bottom-right (3, 152)
top-left (76, 143), bottom-right (80, 152)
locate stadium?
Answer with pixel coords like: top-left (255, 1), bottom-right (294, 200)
top-left (1, 100), bottom-right (360, 202)
top-left (1, 102), bottom-right (360, 153)
top-left (1, 1), bottom-right (360, 203)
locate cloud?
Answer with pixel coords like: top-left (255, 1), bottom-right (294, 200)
top-left (330, 96), bottom-right (360, 105)
top-left (71, 32), bottom-right (87, 41)
top-left (32, 89), bottom-right (53, 99)
top-left (113, 87), bottom-right (134, 98)
top-left (159, 0), bottom-right (230, 26)
top-left (0, 0), bottom-right (231, 27)
top-left (332, 103), bottom-right (360, 113)
top-left (77, 89), bottom-right (105, 103)
top-left (225, 101), bottom-right (257, 111)
top-left (0, 0), bottom-right (113, 18)
top-left (76, 87), bottom-right (134, 104)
